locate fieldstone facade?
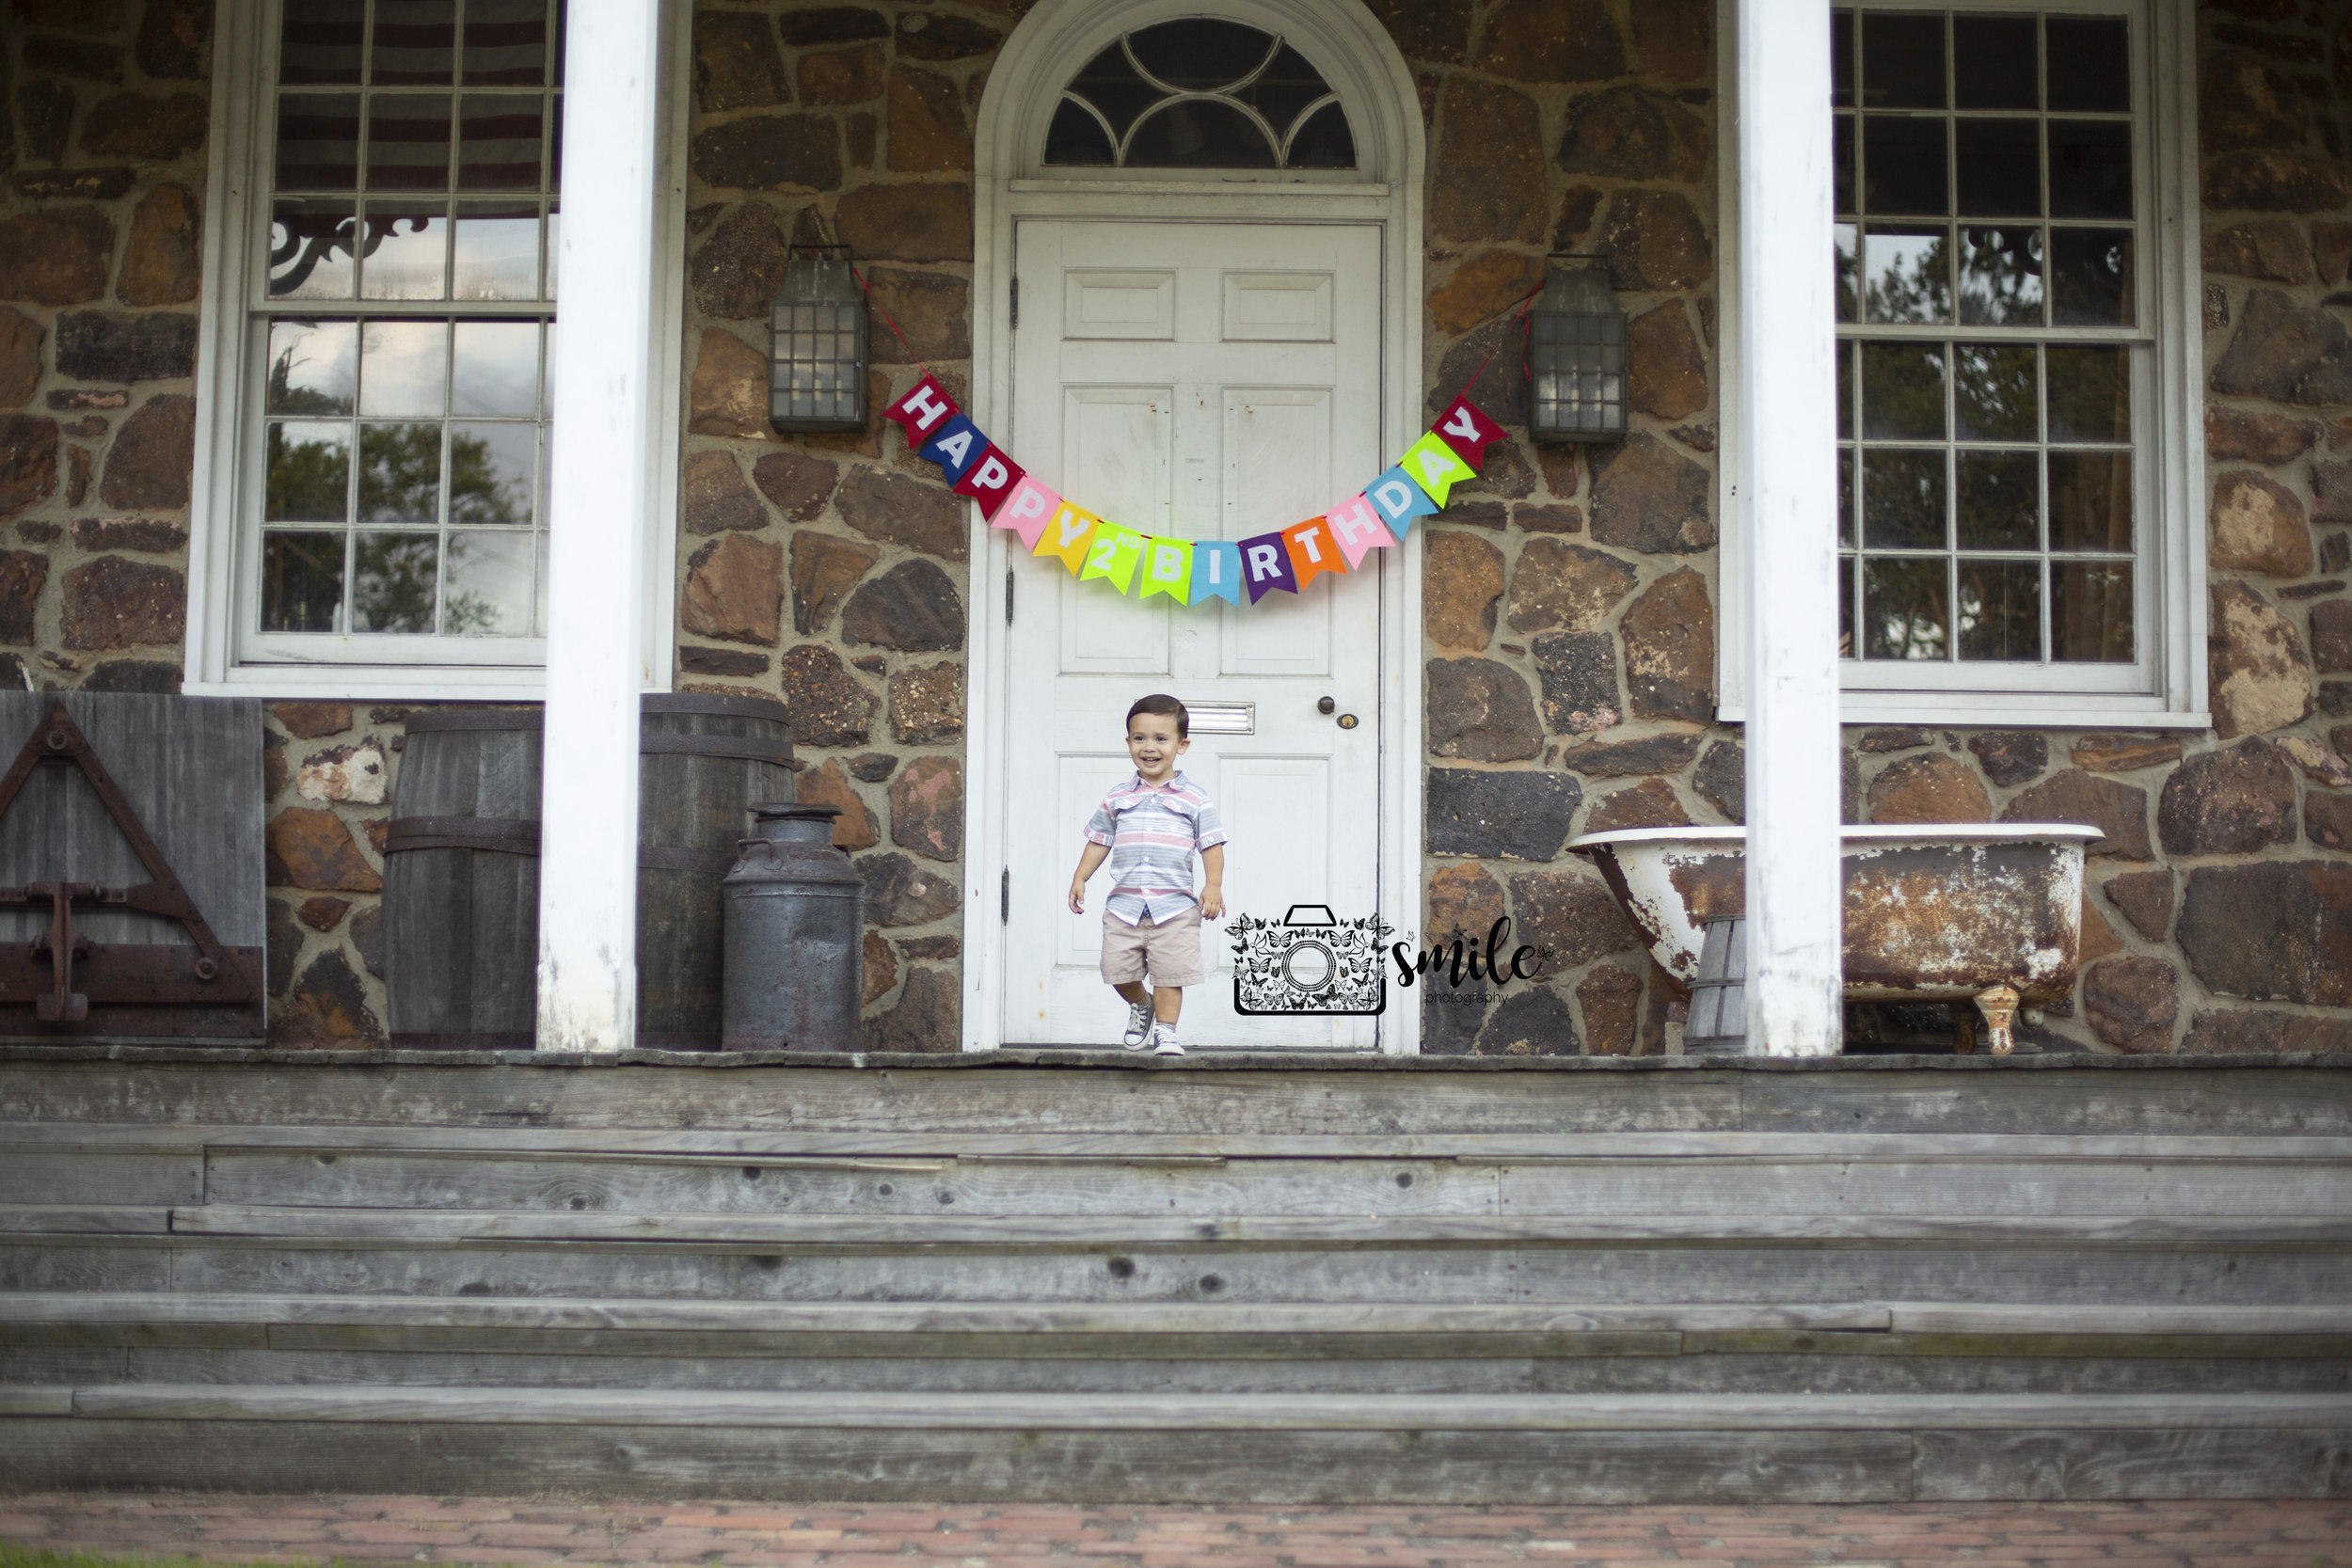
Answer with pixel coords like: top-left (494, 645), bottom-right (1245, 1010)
top-left (11, 0), bottom-right (2352, 1053)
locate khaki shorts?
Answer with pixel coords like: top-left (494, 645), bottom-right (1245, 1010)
top-left (1101, 906), bottom-right (1205, 988)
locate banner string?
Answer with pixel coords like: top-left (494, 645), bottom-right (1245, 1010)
top-left (850, 265), bottom-right (930, 377)
top-left (1458, 281), bottom-right (1547, 399)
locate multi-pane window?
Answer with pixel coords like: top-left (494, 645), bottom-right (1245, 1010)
top-left (1834, 6), bottom-right (2141, 674)
top-left (1042, 20), bottom-right (1356, 170)
top-left (255, 0), bottom-right (561, 645)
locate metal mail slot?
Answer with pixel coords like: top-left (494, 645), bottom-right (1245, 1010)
top-left (1182, 701), bottom-right (1254, 735)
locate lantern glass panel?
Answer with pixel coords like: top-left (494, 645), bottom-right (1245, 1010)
top-left (1529, 261), bottom-right (1626, 443)
top-left (770, 251), bottom-right (869, 433)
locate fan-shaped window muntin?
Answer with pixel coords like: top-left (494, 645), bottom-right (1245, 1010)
top-left (1043, 20), bottom-right (1357, 171)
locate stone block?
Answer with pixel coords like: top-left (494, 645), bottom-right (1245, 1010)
top-left (751, 451), bottom-right (838, 522)
top-left (2307, 789), bottom-right (2352, 850)
top-left (2278, 733), bottom-right (2352, 785)
top-left (2071, 734), bottom-right (2184, 773)
top-left (1600, 189), bottom-right (1711, 292)
top-left (1471, 984), bottom-right (1580, 1055)
top-left (863, 965), bottom-right (959, 1051)
top-left (265, 807), bottom-right (381, 893)
top-left (888, 65), bottom-right (971, 172)
top-left (0, 418), bottom-right (58, 517)
top-left (692, 10), bottom-right (788, 112)
top-left (1426, 657), bottom-right (1543, 762)
top-left (689, 204), bottom-right (788, 321)
top-left (2206, 405), bottom-right (2319, 464)
top-left (862, 268), bottom-right (971, 363)
top-left (2203, 218), bottom-right (2313, 283)
top-left (136, 0), bottom-right (210, 78)
top-left (1432, 78), bottom-right (1546, 244)
top-left (2002, 769), bottom-right (2152, 860)
top-left (1504, 537), bottom-right (1635, 633)
top-left (116, 183), bottom-right (201, 307)
top-left (78, 657), bottom-right (176, 692)
top-left (1967, 731), bottom-right (2046, 786)
top-left (1629, 0), bottom-right (1710, 82)
top-left (0, 209), bottom-right (114, 307)
top-left (1508, 870), bottom-right (1640, 967)
top-left (295, 741), bottom-right (387, 805)
top-left (680, 450), bottom-right (766, 534)
top-left (1562, 731), bottom-right (1700, 779)
top-left (2179, 860), bottom-right (2352, 1004)
top-left (2183, 1009), bottom-right (2352, 1054)
top-left (2082, 956), bottom-right (2178, 1053)
top-left (1557, 86), bottom-right (1707, 182)
top-left (799, 43), bottom-right (884, 105)
top-left (60, 556), bottom-right (182, 648)
top-left (857, 851), bottom-right (959, 927)
top-left (799, 758), bottom-right (881, 851)
top-left (1626, 302), bottom-right (1708, 420)
top-left (1532, 629), bottom-right (1619, 735)
top-left (835, 465), bottom-right (966, 560)
top-left (1581, 777), bottom-right (1690, 833)
top-left (2209, 469), bottom-right (2313, 577)
top-left (678, 646), bottom-right (768, 677)
top-left (78, 92), bottom-right (207, 160)
top-left (0, 309), bottom-right (38, 409)
top-left (1576, 964), bottom-right (1645, 1055)
top-left (690, 114), bottom-right (842, 192)
top-left (2159, 737), bottom-right (2297, 856)
top-left (1618, 567), bottom-right (1713, 722)
top-left (779, 644), bottom-right (875, 749)
top-left (1426, 863), bottom-right (1504, 942)
top-left (2210, 290), bottom-right (2352, 406)
top-left (2201, 51), bottom-right (2304, 150)
top-left (841, 559), bottom-right (962, 652)
top-left (888, 660), bottom-right (963, 744)
top-left (1477, 0), bottom-right (1622, 81)
top-left (1867, 752), bottom-right (1991, 823)
top-left (1692, 738), bottom-right (1743, 822)
top-left (834, 182), bottom-right (974, 265)
top-left (679, 533), bottom-right (784, 646)
top-left (896, 13), bottom-right (1002, 60)
top-left (2204, 150), bottom-right (2352, 213)
top-left (2312, 599), bottom-right (2352, 673)
top-left (779, 8), bottom-right (888, 46)
top-left (0, 549), bottom-right (46, 643)
top-left (1422, 529), bottom-right (1503, 652)
top-left (789, 529), bottom-right (878, 636)
top-left (687, 327), bottom-right (773, 439)
top-left (2210, 579), bottom-right (2313, 738)
top-left (70, 516), bottom-right (184, 553)
top-left (2102, 868), bottom-right (2173, 942)
top-left (273, 702), bottom-right (351, 740)
top-left (889, 755), bottom-right (961, 862)
top-left (1427, 250), bottom-right (1544, 336)
top-left (862, 928), bottom-right (897, 1004)
top-left (1589, 434), bottom-right (1712, 554)
top-left (1427, 768), bottom-right (1581, 861)
top-left (271, 950), bottom-right (387, 1049)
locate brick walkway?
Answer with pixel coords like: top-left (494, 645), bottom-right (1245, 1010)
top-left (1, 1496), bottom-right (2346, 1567)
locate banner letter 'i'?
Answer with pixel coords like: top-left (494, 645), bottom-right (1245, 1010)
top-left (1190, 540), bottom-right (1243, 606)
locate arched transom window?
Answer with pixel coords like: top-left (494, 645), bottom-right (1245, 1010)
top-left (1043, 19), bottom-right (1357, 170)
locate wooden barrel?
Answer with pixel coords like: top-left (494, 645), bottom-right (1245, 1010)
top-left (382, 696), bottom-right (794, 1049)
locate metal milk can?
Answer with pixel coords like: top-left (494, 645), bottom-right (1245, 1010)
top-left (721, 802), bottom-right (865, 1051)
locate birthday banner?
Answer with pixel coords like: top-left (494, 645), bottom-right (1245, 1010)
top-left (882, 376), bottom-right (1512, 609)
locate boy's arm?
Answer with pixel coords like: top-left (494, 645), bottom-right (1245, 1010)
top-left (1069, 841), bottom-right (1110, 913)
top-left (1199, 844), bottom-right (1226, 921)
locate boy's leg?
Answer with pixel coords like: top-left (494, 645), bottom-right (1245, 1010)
top-left (1152, 986), bottom-right (1182, 1022)
top-left (1115, 981), bottom-right (1151, 1006)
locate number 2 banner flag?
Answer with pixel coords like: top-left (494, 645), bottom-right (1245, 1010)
top-left (1079, 525), bottom-right (1149, 594)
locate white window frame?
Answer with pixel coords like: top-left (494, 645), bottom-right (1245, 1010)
top-left (183, 0), bottom-right (691, 701)
top-left (1716, 0), bottom-right (2208, 729)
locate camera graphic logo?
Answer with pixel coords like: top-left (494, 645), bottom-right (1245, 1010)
top-left (1231, 905), bottom-right (1393, 1016)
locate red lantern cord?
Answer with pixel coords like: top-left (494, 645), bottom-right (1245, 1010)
top-left (850, 264), bottom-right (931, 377)
top-left (1455, 281), bottom-right (1547, 399)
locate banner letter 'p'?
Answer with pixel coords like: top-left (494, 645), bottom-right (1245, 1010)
top-left (996, 475), bottom-right (1061, 548)
top-left (953, 444), bottom-right (1026, 519)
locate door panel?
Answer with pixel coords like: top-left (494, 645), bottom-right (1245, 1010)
top-left (1004, 219), bottom-right (1384, 1051)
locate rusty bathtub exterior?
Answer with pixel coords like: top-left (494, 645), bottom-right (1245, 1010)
top-left (1565, 825), bottom-right (2102, 1002)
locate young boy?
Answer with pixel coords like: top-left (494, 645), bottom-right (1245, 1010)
top-left (1068, 694), bottom-right (1227, 1055)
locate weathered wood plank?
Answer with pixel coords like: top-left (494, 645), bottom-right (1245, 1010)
top-left (0, 1205), bottom-right (170, 1233)
top-left (152, 1239), bottom-right (2352, 1306)
top-left (1487, 1161), bottom-right (2352, 1218)
top-left (0, 1384), bottom-right (72, 1414)
top-left (0, 1418), bottom-right (424, 1492)
top-left (1740, 1069), bottom-right (2352, 1135)
top-left (0, 1152), bottom-right (200, 1205)
top-left (0, 1292), bottom-right (1893, 1335)
top-left (0, 1347), bottom-right (126, 1383)
top-left (66, 1385), bottom-right (2352, 1428)
top-left (0, 1243), bottom-right (168, 1292)
top-left (164, 1204), bottom-right (2352, 1245)
top-left (1913, 1428), bottom-right (2352, 1498)
top-left (1888, 1305), bottom-right (2352, 1337)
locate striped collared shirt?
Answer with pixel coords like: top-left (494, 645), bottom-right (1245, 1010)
top-left (1084, 770), bottom-right (1227, 925)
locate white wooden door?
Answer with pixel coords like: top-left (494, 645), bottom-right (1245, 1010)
top-left (1001, 219), bottom-right (1385, 1050)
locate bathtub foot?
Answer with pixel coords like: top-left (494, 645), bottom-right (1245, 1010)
top-left (1975, 984), bottom-right (2021, 1055)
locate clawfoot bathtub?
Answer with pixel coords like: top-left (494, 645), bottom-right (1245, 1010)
top-left (1564, 824), bottom-right (2102, 1053)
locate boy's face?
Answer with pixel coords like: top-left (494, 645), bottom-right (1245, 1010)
top-left (1127, 712), bottom-right (1188, 781)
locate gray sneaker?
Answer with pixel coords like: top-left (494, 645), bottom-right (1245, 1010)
top-left (1121, 998), bottom-right (1154, 1050)
top-left (1152, 1022), bottom-right (1184, 1056)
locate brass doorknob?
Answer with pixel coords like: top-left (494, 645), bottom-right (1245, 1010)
top-left (1337, 713), bottom-right (1359, 730)
top-left (1316, 696), bottom-right (1335, 714)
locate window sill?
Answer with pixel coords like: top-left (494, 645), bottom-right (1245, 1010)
top-left (186, 665), bottom-right (555, 704)
top-left (1716, 697), bottom-right (2213, 732)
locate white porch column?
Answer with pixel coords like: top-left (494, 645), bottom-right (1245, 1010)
top-left (1737, 0), bottom-right (1845, 1055)
top-left (536, 0), bottom-right (662, 1053)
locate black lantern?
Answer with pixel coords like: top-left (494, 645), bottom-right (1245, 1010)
top-left (770, 244), bottom-right (868, 434)
top-left (1527, 253), bottom-right (1627, 443)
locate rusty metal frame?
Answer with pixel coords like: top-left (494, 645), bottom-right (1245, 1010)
top-left (0, 702), bottom-right (264, 1037)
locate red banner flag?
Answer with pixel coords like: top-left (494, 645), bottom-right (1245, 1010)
top-left (1432, 395), bottom-right (1509, 469)
top-left (882, 374), bottom-right (958, 450)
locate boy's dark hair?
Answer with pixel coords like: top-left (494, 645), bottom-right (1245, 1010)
top-left (1127, 693), bottom-right (1188, 738)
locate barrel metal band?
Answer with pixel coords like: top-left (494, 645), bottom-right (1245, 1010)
top-left (382, 816), bottom-right (540, 856)
top-left (639, 734), bottom-right (798, 767)
top-left (401, 710), bottom-right (546, 734)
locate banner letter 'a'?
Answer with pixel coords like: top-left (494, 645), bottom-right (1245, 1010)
top-left (919, 415), bottom-right (987, 484)
top-left (1432, 395), bottom-right (1510, 468)
top-left (996, 475), bottom-right (1061, 548)
top-left (1399, 432), bottom-right (1476, 508)
top-left (1240, 531), bottom-right (1298, 602)
top-left (1190, 541), bottom-right (1243, 606)
top-left (1325, 492), bottom-right (1396, 569)
top-left (883, 374), bottom-right (958, 449)
top-left (1139, 537), bottom-right (1193, 602)
top-left (1365, 465), bottom-right (1440, 536)
top-left (953, 444), bottom-right (1026, 519)
top-left (1079, 525), bottom-right (1149, 594)
top-left (1035, 503), bottom-right (1099, 574)
top-left (1282, 517), bottom-right (1346, 589)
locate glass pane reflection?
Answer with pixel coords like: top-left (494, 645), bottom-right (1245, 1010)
top-left (1863, 226), bottom-right (1951, 324)
top-left (358, 205), bottom-right (448, 299)
top-left (2053, 562), bottom-right (2133, 660)
top-left (266, 322), bottom-right (358, 415)
top-left (1953, 342), bottom-right (2037, 441)
top-left (358, 321), bottom-right (449, 417)
top-left (453, 204), bottom-right (540, 299)
top-left (358, 422), bottom-right (443, 523)
top-left (443, 531), bottom-right (535, 635)
top-left (354, 532), bottom-right (440, 632)
top-left (1861, 341), bottom-right (1947, 439)
top-left (1864, 557), bottom-right (1949, 659)
top-left (2046, 346), bottom-right (2129, 442)
top-left (262, 533), bottom-right (346, 632)
top-left (1956, 451), bottom-right (2038, 550)
top-left (1863, 449), bottom-right (1947, 549)
top-left (451, 321), bottom-right (540, 414)
top-left (2050, 228), bottom-right (2133, 326)
top-left (266, 423), bottom-right (351, 522)
top-left (1958, 226), bottom-right (2043, 325)
top-left (449, 421), bottom-right (536, 523)
top-left (1959, 560), bottom-right (2042, 660)
top-left (2049, 450), bottom-right (2132, 552)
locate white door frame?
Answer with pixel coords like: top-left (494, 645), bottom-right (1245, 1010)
top-left (961, 0), bottom-right (1427, 1053)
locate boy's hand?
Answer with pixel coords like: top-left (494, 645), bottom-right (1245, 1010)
top-left (1068, 881), bottom-right (1087, 914)
top-left (1200, 884), bottom-right (1224, 921)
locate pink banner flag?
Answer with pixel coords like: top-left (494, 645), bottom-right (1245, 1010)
top-left (996, 474), bottom-right (1061, 548)
top-left (1324, 492), bottom-right (1395, 569)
